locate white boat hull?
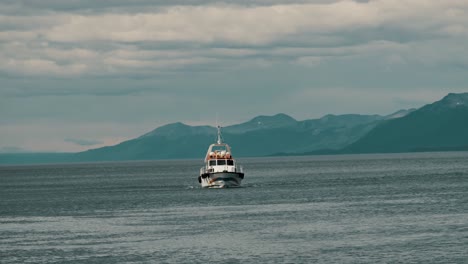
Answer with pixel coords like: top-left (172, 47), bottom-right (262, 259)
top-left (199, 172), bottom-right (244, 188)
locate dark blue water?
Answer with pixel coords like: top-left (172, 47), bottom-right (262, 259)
top-left (1, 152), bottom-right (468, 263)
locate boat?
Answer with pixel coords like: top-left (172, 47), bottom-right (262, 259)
top-left (198, 126), bottom-right (244, 188)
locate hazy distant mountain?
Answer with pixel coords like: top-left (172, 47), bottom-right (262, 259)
top-left (75, 123), bottom-right (216, 161)
top-left (0, 153), bottom-right (75, 165)
top-left (344, 93), bottom-right (468, 153)
top-left (384, 109), bottom-right (417, 120)
top-left (74, 113), bottom-right (385, 161)
top-left (4, 93), bottom-right (466, 165)
top-left (224, 113), bottom-right (298, 134)
top-left (139, 122), bottom-right (215, 139)
top-left (0, 146), bottom-right (28, 153)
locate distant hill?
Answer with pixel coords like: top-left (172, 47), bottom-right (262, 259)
top-left (75, 125), bottom-right (215, 161)
top-left (344, 93), bottom-right (468, 153)
top-left (73, 113), bottom-right (384, 162)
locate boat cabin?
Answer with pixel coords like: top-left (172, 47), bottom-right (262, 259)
top-left (208, 159), bottom-right (234, 166)
top-left (199, 125), bottom-right (244, 183)
top-left (203, 143), bottom-right (240, 173)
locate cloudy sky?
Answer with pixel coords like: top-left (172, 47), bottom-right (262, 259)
top-left (1, 0), bottom-right (467, 152)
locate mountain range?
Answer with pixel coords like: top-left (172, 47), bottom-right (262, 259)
top-left (75, 113), bottom-right (383, 161)
top-left (1, 93), bottom-right (467, 164)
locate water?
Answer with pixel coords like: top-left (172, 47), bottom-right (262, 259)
top-left (1, 152), bottom-right (468, 263)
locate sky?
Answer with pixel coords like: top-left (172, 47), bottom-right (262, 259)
top-left (1, 0), bottom-right (468, 152)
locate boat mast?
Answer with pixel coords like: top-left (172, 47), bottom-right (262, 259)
top-left (217, 125), bottom-right (222, 144)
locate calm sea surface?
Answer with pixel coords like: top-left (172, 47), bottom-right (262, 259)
top-left (1, 152), bottom-right (468, 263)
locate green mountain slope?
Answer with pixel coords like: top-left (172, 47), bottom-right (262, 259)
top-left (344, 93), bottom-right (468, 153)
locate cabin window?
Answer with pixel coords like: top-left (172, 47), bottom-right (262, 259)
top-left (217, 160), bottom-right (226, 165)
top-left (227, 160), bottom-right (234, 166)
top-left (209, 160), bottom-right (216, 166)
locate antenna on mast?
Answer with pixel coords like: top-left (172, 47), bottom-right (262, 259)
top-left (217, 125), bottom-right (222, 144)
top-left (215, 112), bottom-right (222, 144)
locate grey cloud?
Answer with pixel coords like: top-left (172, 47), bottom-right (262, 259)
top-left (2, 0), bottom-right (468, 152)
top-left (0, 2), bottom-right (467, 115)
top-left (3, 0), bottom-right (342, 14)
top-left (1, 1), bottom-right (466, 80)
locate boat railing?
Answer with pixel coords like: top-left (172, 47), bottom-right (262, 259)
top-left (201, 162), bottom-right (243, 173)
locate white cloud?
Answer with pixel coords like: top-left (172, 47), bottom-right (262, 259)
top-left (0, 31), bottom-right (38, 41)
top-left (39, 3), bottom-right (380, 44)
top-left (21, 1), bottom-right (465, 45)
